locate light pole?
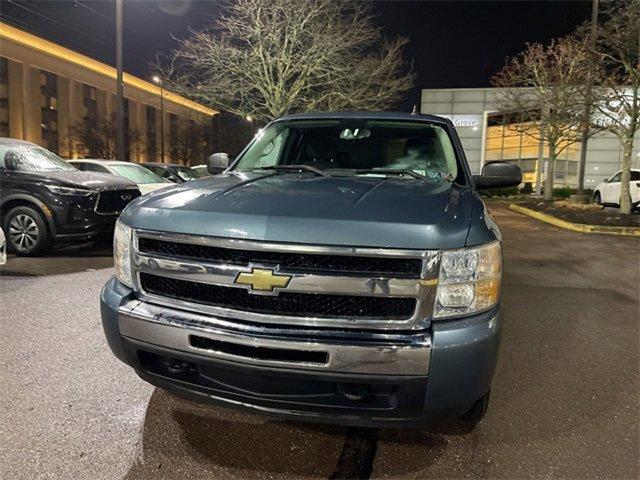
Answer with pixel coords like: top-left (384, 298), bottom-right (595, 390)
top-left (152, 75), bottom-right (165, 163)
top-left (576, 0), bottom-right (599, 197)
top-left (115, 0), bottom-right (125, 162)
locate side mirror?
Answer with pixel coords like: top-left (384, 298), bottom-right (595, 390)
top-left (207, 152), bottom-right (230, 175)
top-left (473, 161), bottom-right (522, 190)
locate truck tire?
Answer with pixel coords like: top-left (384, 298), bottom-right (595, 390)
top-left (3, 206), bottom-right (51, 256)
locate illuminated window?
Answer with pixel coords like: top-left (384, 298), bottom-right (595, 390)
top-left (146, 106), bottom-right (156, 161)
top-left (40, 69), bottom-right (58, 153)
top-left (485, 111), bottom-right (579, 186)
top-left (82, 84), bottom-right (97, 120)
top-left (169, 114), bottom-right (178, 162)
top-left (123, 99), bottom-right (130, 161)
top-left (0, 57), bottom-right (9, 137)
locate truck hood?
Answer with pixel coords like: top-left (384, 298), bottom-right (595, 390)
top-left (121, 172), bottom-right (474, 249)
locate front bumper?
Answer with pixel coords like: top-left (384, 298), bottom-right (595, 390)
top-left (50, 204), bottom-right (118, 243)
top-left (101, 277), bottom-right (502, 427)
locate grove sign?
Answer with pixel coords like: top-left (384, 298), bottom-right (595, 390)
top-left (434, 114), bottom-right (483, 130)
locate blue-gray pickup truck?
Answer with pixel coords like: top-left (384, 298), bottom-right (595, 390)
top-left (101, 112), bottom-right (521, 428)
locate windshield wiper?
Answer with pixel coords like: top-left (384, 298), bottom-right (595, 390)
top-left (250, 165), bottom-right (328, 177)
top-left (354, 168), bottom-right (425, 181)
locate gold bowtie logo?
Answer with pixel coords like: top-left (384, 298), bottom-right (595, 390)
top-left (235, 268), bottom-right (292, 292)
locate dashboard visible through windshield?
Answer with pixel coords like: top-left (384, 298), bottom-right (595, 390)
top-left (233, 119), bottom-right (460, 183)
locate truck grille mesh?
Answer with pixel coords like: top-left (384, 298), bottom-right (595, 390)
top-left (140, 273), bottom-right (416, 320)
top-left (137, 238), bottom-right (422, 278)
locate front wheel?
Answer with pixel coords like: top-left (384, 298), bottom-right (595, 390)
top-left (4, 206), bottom-right (50, 256)
top-left (593, 191), bottom-right (602, 205)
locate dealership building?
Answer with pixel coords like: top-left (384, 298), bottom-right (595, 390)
top-left (0, 22), bottom-right (216, 163)
top-left (421, 88), bottom-right (640, 187)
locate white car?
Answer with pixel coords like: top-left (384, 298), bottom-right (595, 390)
top-left (69, 159), bottom-right (172, 195)
top-left (593, 169), bottom-right (640, 208)
top-left (191, 164), bottom-right (212, 177)
top-left (0, 227), bottom-right (5, 265)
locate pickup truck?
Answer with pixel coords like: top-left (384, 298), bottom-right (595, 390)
top-left (101, 112), bottom-right (521, 428)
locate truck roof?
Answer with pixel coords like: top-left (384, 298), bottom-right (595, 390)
top-left (276, 111), bottom-right (450, 123)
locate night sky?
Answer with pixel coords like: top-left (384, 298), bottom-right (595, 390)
top-left (1, 0), bottom-right (593, 109)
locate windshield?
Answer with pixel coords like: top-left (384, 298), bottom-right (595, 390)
top-left (109, 164), bottom-right (168, 184)
top-left (233, 119), bottom-right (459, 182)
top-left (174, 166), bottom-right (201, 181)
top-left (0, 145), bottom-right (76, 172)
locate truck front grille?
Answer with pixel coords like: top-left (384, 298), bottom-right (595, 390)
top-left (137, 238), bottom-right (422, 278)
top-left (95, 189), bottom-right (140, 214)
top-left (140, 273), bottom-right (417, 320)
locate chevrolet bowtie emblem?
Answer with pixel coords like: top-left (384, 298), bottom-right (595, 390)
top-left (235, 268), bottom-right (292, 292)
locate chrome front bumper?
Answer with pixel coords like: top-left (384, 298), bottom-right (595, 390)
top-left (117, 298), bottom-right (432, 376)
top-left (102, 277), bottom-right (502, 426)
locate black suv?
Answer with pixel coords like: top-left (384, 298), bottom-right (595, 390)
top-left (0, 139), bottom-right (141, 255)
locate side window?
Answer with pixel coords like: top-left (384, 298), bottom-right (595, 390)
top-left (73, 162), bottom-right (86, 171)
top-left (610, 172), bottom-right (622, 183)
top-left (159, 169), bottom-right (174, 180)
top-left (630, 171), bottom-right (640, 181)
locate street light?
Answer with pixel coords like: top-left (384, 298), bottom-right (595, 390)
top-left (115, 0), bottom-right (125, 163)
top-left (152, 75), bottom-right (165, 163)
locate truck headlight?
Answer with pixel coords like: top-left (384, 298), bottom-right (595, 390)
top-left (433, 241), bottom-right (501, 319)
top-left (114, 220), bottom-right (133, 288)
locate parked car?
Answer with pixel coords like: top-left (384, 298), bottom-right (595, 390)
top-left (141, 162), bottom-right (204, 183)
top-left (593, 169), bottom-right (640, 209)
top-left (0, 227), bottom-right (5, 265)
top-left (69, 159), bottom-right (171, 195)
top-left (0, 139), bottom-right (140, 255)
top-left (101, 112), bottom-right (521, 428)
top-left (191, 165), bottom-right (213, 178)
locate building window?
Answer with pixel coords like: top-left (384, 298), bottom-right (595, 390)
top-left (485, 112), bottom-right (579, 187)
top-left (169, 113), bottom-right (178, 162)
top-left (123, 99), bottom-right (130, 161)
top-left (82, 84), bottom-right (97, 121)
top-left (0, 57), bottom-right (9, 137)
top-left (146, 106), bottom-right (156, 161)
top-left (40, 69), bottom-right (59, 153)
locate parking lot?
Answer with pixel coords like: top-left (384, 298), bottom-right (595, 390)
top-left (1, 201), bottom-right (638, 479)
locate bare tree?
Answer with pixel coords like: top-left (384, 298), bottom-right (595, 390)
top-left (71, 114), bottom-right (141, 160)
top-left (172, 119), bottom-right (209, 166)
top-left (590, 0), bottom-right (640, 214)
top-left (161, 0), bottom-right (414, 123)
top-left (492, 38), bottom-right (593, 200)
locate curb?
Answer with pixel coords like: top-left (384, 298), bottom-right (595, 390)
top-left (508, 204), bottom-right (640, 237)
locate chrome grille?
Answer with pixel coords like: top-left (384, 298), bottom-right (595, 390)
top-left (138, 237), bottom-right (423, 278)
top-left (140, 272), bottom-right (417, 320)
top-left (132, 230), bottom-right (440, 331)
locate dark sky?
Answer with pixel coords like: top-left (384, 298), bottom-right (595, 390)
top-left (1, 0), bottom-right (592, 109)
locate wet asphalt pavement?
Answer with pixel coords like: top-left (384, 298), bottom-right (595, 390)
top-left (0, 201), bottom-right (638, 479)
